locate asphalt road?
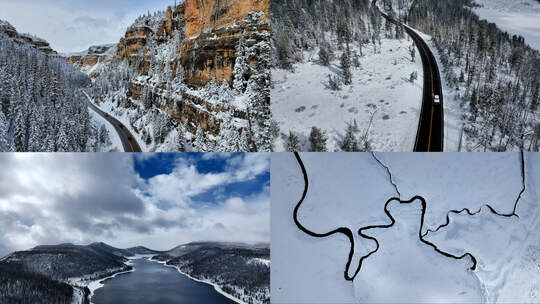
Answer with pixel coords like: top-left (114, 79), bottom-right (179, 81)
top-left (375, 3), bottom-right (444, 152)
top-left (84, 92), bottom-right (142, 152)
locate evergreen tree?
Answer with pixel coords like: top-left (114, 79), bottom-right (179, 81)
top-left (342, 124), bottom-right (360, 152)
top-left (287, 131), bottom-right (301, 151)
top-left (0, 111), bottom-right (11, 152)
top-left (309, 126), bottom-right (327, 152)
top-left (341, 47), bottom-right (352, 85)
top-left (194, 126), bottom-right (207, 151)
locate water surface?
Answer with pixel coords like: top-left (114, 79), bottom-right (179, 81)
top-left (92, 258), bottom-right (236, 304)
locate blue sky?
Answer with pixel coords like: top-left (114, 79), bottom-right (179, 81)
top-left (0, 153), bottom-right (270, 255)
top-left (0, 0), bottom-right (182, 53)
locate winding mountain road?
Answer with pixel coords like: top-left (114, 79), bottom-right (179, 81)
top-left (84, 92), bottom-right (142, 152)
top-left (374, 2), bottom-right (444, 151)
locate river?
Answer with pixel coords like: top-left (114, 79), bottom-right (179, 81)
top-left (92, 258), bottom-right (236, 304)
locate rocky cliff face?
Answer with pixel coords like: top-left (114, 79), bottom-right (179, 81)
top-left (184, 0), bottom-right (269, 38)
top-left (181, 0), bottom-right (270, 87)
top-left (76, 0), bottom-right (271, 151)
top-left (66, 44), bottom-right (117, 77)
top-left (0, 21), bottom-right (56, 55)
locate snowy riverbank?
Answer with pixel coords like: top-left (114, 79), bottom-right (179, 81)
top-left (69, 260), bottom-right (136, 304)
top-left (149, 258), bottom-right (247, 304)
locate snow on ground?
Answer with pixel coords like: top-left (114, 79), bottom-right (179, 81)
top-left (272, 37), bottom-right (423, 152)
top-left (70, 287), bottom-right (84, 304)
top-left (425, 153), bottom-right (540, 303)
top-left (97, 95), bottom-right (148, 152)
top-left (352, 200), bottom-right (482, 303)
top-left (247, 257), bottom-right (270, 267)
top-left (472, 0), bottom-right (540, 50)
top-left (271, 152), bottom-right (535, 303)
top-left (88, 106), bottom-right (122, 152)
top-left (375, 152), bottom-right (523, 233)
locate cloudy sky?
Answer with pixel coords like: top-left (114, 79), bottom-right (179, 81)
top-left (0, 153), bottom-right (270, 257)
top-left (0, 0), bottom-right (178, 53)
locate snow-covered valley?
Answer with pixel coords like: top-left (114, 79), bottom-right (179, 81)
top-left (271, 152), bottom-right (539, 303)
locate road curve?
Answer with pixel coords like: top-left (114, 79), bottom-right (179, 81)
top-left (374, 2), bottom-right (444, 151)
top-left (84, 92), bottom-right (142, 152)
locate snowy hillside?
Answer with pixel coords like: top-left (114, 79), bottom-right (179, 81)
top-left (472, 0), bottom-right (540, 50)
top-left (0, 20), bottom-right (116, 152)
top-left (0, 242), bottom-right (139, 304)
top-left (153, 242), bottom-right (270, 304)
top-left (271, 152), bottom-right (539, 303)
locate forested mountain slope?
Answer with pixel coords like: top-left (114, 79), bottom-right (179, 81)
top-left (0, 21), bottom-right (117, 152)
top-left (73, 0), bottom-right (273, 152)
top-left (154, 242), bottom-right (270, 304)
top-left (0, 242), bottom-right (135, 304)
top-left (0, 263), bottom-right (75, 304)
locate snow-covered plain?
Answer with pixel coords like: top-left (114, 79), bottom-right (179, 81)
top-left (271, 152), bottom-right (538, 303)
top-left (272, 37), bottom-right (423, 152)
top-left (472, 0), bottom-right (540, 50)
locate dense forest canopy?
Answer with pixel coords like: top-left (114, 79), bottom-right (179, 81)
top-left (0, 22), bottom-right (114, 152)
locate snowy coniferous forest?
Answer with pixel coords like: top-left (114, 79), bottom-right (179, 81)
top-left (402, 0), bottom-right (540, 151)
top-left (272, 0), bottom-right (539, 152)
top-left (0, 21), bottom-right (117, 152)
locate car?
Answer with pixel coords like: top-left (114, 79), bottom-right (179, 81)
top-left (434, 94), bottom-right (440, 104)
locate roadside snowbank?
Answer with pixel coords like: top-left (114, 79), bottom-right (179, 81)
top-left (88, 106), bottom-right (122, 152)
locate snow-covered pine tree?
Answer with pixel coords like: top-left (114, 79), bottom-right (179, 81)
top-left (56, 122), bottom-right (70, 152)
top-left (287, 131), bottom-right (301, 152)
top-left (342, 123), bottom-right (360, 152)
top-left (309, 126), bottom-right (328, 152)
top-left (0, 111), bottom-right (11, 152)
top-left (341, 47), bottom-right (352, 85)
top-left (241, 12), bottom-right (273, 152)
top-left (176, 124), bottom-right (187, 152)
top-left (194, 126), bottom-right (207, 151)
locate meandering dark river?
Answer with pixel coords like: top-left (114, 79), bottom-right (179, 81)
top-left (92, 258), bottom-right (236, 304)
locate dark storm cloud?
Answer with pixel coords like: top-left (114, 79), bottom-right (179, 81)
top-left (0, 153), bottom-right (270, 256)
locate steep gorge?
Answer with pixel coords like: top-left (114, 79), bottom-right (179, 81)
top-left (67, 0), bottom-right (271, 152)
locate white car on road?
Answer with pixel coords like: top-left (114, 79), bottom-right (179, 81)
top-left (434, 94), bottom-right (440, 104)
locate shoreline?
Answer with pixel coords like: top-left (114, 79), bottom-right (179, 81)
top-left (149, 258), bottom-right (247, 304)
top-left (70, 261), bottom-right (136, 304)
